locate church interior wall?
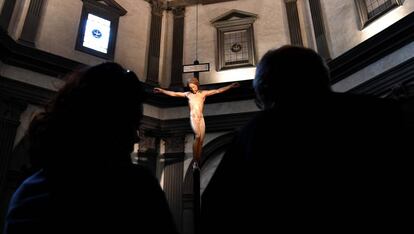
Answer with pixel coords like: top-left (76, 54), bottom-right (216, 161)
top-left (18, 0), bottom-right (152, 81)
top-left (112, 0), bottom-right (151, 80)
top-left (322, 0), bottom-right (414, 59)
top-left (2, 1), bottom-right (414, 233)
top-left (182, 0), bottom-right (290, 85)
top-left (35, 0), bottom-right (105, 65)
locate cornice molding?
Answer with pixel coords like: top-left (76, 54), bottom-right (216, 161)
top-left (140, 111), bottom-right (256, 137)
top-left (84, 0), bottom-right (128, 16)
top-left (0, 28), bottom-right (85, 77)
top-left (328, 11), bottom-right (414, 83)
top-left (0, 76), bottom-right (55, 106)
top-left (348, 56), bottom-right (414, 96)
top-left (210, 9), bottom-right (257, 24)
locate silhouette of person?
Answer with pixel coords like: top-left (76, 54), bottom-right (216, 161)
top-left (4, 63), bottom-right (178, 234)
top-left (154, 78), bottom-right (239, 165)
top-left (201, 46), bottom-right (409, 233)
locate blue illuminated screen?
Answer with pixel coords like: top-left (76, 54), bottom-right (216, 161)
top-left (82, 14), bottom-right (111, 54)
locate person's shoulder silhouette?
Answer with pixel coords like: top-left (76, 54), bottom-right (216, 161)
top-left (4, 62), bottom-right (178, 234)
top-left (202, 46), bottom-right (408, 233)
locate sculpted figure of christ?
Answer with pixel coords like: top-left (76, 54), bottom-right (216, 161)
top-left (154, 78), bottom-right (239, 165)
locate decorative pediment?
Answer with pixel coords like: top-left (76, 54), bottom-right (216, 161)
top-left (202, 0), bottom-right (237, 5)
top-left (211, 9), bottom-right (257, 25)
top-left (211, 9), bottom-right (257, 71)
top-left (83, 0), bottom-right (127, 16)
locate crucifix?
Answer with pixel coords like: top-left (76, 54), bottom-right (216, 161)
top-left (183, 60), bottom-right (210, 78)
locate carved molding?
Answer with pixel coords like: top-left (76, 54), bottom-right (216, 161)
top-left (0, 76), bottom-right (55, 106)
top-left (164, 135), bottom-right (186, 154)
top-left (0, 28), bottom-right (84, 77)
top-left (138, 134), bottom-right (158, 153)
top-left (140, 112), bottom-right (256, 137)
top-left (85, 0), bottom-right (127, 16)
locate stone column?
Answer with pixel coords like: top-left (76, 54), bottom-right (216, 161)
top-left (136, 129), bottom-right (159, 175)
top-left (170, 6), bottom-right (185, 88)
top-left (146, 0), bottom-right (164, 85)
top-left (0, 0), bottom-right (17, 31)
top-left (309, 0), bottom-right (330, 60)
top-left (162, 135), bottom-right (185, 232)
top-left (0, 98), bottom-right (26, 191)
top-left (285, 0), bottom-right (303, 46)
top-left (18, 0), bottom-right (46, 47)
top-left (0, 97), bottom-right (26, 231)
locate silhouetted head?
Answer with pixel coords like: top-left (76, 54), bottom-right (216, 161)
top-left (29, 62), bottom-right (146, 170)
top-left (253, 46), bottom-right (331, 110)
top-left (188, 77), bottom-right (200, 93)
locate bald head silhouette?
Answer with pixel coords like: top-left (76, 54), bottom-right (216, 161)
top-left (253, 46), bottom-right (331, 109)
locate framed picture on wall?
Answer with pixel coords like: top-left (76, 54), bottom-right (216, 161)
top-left (355, 0), bottom-right (404, 29)
top-left (211, 10), bottom-right (257, 71)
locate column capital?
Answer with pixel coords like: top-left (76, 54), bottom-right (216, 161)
top-left (163, 135), bottom-right (185, 154)
top-left (0, 98), bottom-right (27, 123)
top-left (172, 6), bottom-right (185, 18)
top-left (150, 0), bottom-right (165, 16)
